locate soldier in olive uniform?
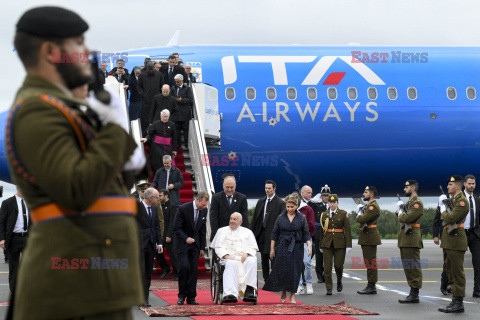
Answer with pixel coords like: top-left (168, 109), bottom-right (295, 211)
top-left (396, 180), bottom-right (423, 303)
top-left (7, 7), bottom-right (145, 320)
top-left (438, 175), bottom-right (469, 313)
top-left (319, 194), bottom-right (352, 295)
top-left (356, 186), bottom-right (382, 294)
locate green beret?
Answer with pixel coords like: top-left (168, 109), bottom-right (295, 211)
top-left (16, 6), bottom-right (89, 38)
top-left (447, 175), bottom-right (463, 183)
top-left (328, 194), bottom-right (338, 202)
top-left (404, 180), bottom-right (417, 187)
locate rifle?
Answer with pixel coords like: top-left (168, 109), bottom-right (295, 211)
top-left (397, 194), bottom-right (411, 233)
top-left (352, 197), bottom-right (368, 232)
top-left (439, 185), bottom-right (456, 234)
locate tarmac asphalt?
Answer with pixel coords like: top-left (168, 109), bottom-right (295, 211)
top-left (0, 240), bottom-right (478, 319)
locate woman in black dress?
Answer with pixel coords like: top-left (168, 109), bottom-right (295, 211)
top-left (263, 194), bottom-right (312, 304)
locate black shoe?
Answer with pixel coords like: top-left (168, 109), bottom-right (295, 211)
top-left (326, 289), bottom-right (332, 295)
top-left (222, 294), bottom-right (238, 303)
top-left (187, 300), bottom-right (199, 305)
top-left (177, 298), bottom-right (184, 305)
top-left (243, 286), bottom-right (256, 301)
top-left (399, 288), bottom-right (419, 303)
top-left (439, 297), bottom-right (464, 313)
top-left (317, 275), bottom-right (325, 283)
top-left (143, 300), bottom-right (151, 307)
top-left (160, 269), bottom-right (173, 279)
top-left (337, 281), bottom-right (343, 292)
top-left (357, 283), bottom-right (377, 295)
top-left (473, 291), bottom-right (480, 298)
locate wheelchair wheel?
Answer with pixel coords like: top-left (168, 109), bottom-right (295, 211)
top-left (211, 262), bottom-right (223, 304)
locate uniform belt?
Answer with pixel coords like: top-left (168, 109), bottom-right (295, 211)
top-left (360, 224), bottom-right (377, 230)
top-left (410, 223), bottom-right (420, 227)
top-left (31, 197), bottom-right (137, 224)
top-left (326, 229), bottom-right (344, 233)
top-left (444, 223), bottom-right (464, 229)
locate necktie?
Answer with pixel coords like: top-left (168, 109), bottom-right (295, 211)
top-left (194, 209), bottom-right (199, 226)
top-left (176, 87), bottom-right (180, 95)
top-left (147, 206), bottom-right (152, 221)
top-left (169, 67), bottom-right (173, 78)
top-left (469, 196), bottom-right (475, 229)
top-left (263, 198), bottom-right (271, 228)
top-left (21, 199), bottom-right (28, 231)
top-left (228, 196), bottom-right (232, 206)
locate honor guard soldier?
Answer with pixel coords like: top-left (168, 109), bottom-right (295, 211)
top-left (438, 175), bottom-right (469, 313)
top-left (396, 180), bottom-right (423, 303)
top-left (318, 194), bottom-right (352, 295)
top-left (356, 186), bottom-right (382, 294)
top-left (7, 6), bottom-right (145, 319)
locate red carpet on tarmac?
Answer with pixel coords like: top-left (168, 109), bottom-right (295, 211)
top-left (142, 289), bottom-right (377, 317)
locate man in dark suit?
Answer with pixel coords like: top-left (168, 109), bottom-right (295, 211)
top-left (137, 188), bottom-right (163, 307)
top-left (161, 55), bottom-right (186, 88)
top-left (173, 191), bottom-right (210, 305)
top-left (171, 74), bottom-right (194, 149)
top-left (109, 58), bottom-right (129, 77)
top-left (184, 64), bottom-right (197, 86)
top-left (137, 61), bottom-right (164, 134)
top-left (210, 175), bottom-right (249, 241)
top-left (250, 180), bottom-right (285, 281)
top-left (159, 189), bottom-right (179, 280)
top-left (464, 174), bottom-right (480, 297)
top-left (99, 60), bottom-right (109, 82)
top-left (152, 155), bottom-right (184, 207)
top-left (0, 187), bottom-right (31, 292)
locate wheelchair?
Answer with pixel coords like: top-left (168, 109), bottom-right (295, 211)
top-left (210, 253), bottom-right (257, 305)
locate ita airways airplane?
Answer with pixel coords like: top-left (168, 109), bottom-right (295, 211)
top-left (0, 45), bottom-right (479, 198)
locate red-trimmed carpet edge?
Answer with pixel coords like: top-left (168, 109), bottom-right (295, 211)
top-left (148, 290), bottom-right (378, 316)
top-left (192, 316), bottom-right (358, 320)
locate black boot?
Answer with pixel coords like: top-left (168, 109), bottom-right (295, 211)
top-left (439, 297), bottom-right (464, 313)
top-left (399, 287), bottom-right (419, 303)
top-left (143, 288), bottom-right (151, 307)
top-left (357, 283), bottom-right (377, 294)
top-left (336, 268), bottom-right (343, 292)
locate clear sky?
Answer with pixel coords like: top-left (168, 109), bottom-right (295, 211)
top-left (0, 0), bottom-right (477, 209)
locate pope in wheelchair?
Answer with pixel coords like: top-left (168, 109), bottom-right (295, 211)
top-left (210, 212), bottom-right (259, 304)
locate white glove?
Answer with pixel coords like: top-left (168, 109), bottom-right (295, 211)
top-left (87, 87), bottom-right (129, 132)
top-left (396, 200), bottom-right (404, 214)
top-left (438, 195), bottom-right (447, 208)
top-left (123, 143), bottom-right (146, 171)
top-left (319, 249), bottom-right (323, 253)
top-left (346, 247), bottom-right (352, 253)
top-left (440, 204), bottom-right (446, 213)
top-left (356, 204), bottom-right (364, 215)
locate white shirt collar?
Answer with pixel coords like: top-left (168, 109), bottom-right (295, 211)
top-left (193, 200), bottom-right (198, 211)
top-left (267, 194), bottom-right (275, 201)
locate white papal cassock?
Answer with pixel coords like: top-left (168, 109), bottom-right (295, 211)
top-left (210, 226), bottom-right (259, 298)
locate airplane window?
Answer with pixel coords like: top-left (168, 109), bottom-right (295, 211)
top-left (388, 87), bottom-right (398, 100)
top-left (407, 87), bottom-right (417, 100)
top-left (287, 87), bottom-right (297, 100)
top-left (447, 87), bottom-right (457, 100)
top-left (246, 87), bottom-right (256, 100)
top-left (328, 87), bottom-right (337, 100)
top-left (348, 87), bottom-right (358, 100)
top-left (307, 87), bottom-right (317, 100)
top-left (368, 87), bottom-right (378, 100)
top-left (225, 87), bottom-right (235, 100)
top-left (467, 87), bottom-right (476, 100)
top-left (267, 87), bottom-right (276, 100)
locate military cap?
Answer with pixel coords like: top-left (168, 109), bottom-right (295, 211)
top-left (16, 6), bottom-right (89, 38)
top-left (365, 186), bottom-right (377, 193)
top-left (136, 182), bottom-right (151, 190)
top-left (404, 180), bottom-right (417, 187)
top-left (328, 194), bottom-right (338, 202)
top-left (321, 185), bottom-right (331, 195)
top-left (447, 175), bottom-right (463, 183)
